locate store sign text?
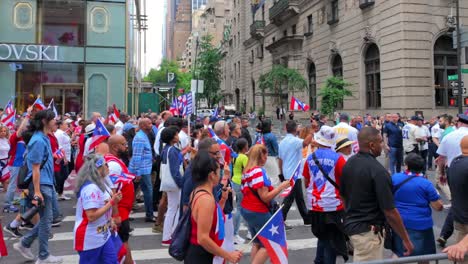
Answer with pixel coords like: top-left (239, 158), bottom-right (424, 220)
top-left (0, 44), bottom-right (59, 61)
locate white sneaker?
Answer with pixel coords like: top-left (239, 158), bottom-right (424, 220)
top-left (35, 255), bottom-right (63, 264)
top-left (234, 234), bottom-right (245, 245)
top-left (13, 242), bottom-right (35, 260)
top-left (58, 194), bottom-right (71, 201)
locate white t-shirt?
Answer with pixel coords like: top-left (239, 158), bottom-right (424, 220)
top-left (402, 123), bottom-right (418, 152)
top-left (415, 125), bottom-right (430, 151)
top-left (154, 127), bottom-right (165, 156)
top-left (437, 127), bottom-right (468, 167)
top-left (332, 122), bottom-right (358, 141)
top-left (114, 120), bottom-right (124, 136)
top-left (55, 129), bottom-right (71, 161)
top-left (74, 183), bottom-right (112, 251)
top-left (433, 123), bottom-right (445, 140)
top-left (0, 138), bottom-right (10, 160)
top-left (179, 130), bottom-right (190, 160)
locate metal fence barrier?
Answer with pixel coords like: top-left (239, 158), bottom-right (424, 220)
top-left (353, 253), bottom-right (466, 264)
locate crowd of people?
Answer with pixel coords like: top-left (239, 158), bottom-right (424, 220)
top-left (0, 104), bottom-right (466, 264)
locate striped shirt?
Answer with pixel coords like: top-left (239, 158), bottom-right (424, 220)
top-left (241, 166), bottom-right (273, 213)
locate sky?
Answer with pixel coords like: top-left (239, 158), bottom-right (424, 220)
top-left (143, 0), bottom-right (164, 75)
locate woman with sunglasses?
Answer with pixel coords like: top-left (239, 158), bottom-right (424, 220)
top-left (73, 154), bottom-right (122, 264)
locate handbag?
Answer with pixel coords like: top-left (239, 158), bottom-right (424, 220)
top-left (249, 185), bottom-right (279, 215)
top-left (160, 146), bottom-right (179, 192)
top-left (17, 151), bottom-right (48, 190)
top-left (169, 189), bottom-right (209, 261)
top-left (383, 175), bottom-right (418, 250)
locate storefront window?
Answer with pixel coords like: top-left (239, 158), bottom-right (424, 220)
top-left (39, 0), bottom-right (85, 46)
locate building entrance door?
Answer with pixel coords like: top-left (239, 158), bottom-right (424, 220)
top-left (42, 84), bottom-right (84, 116)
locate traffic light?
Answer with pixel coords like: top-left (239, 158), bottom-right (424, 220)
top-left (450, 98), bottom-right (457, 106)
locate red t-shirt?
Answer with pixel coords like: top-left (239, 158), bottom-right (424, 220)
top-left (48, 133), bottom-right (61, 172)
top-left (240, 166), bottom-right (274, 213)
top-left (220, 142), bottom-right (231, 165)
top-left (75, 134), bottom-right (85, 172)
top-left (105, 154), bottom-right (135, 221)
top-left (190, 193), bottom-right (225, 247)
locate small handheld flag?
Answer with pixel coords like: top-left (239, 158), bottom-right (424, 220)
top-left (290, 96), bottom-right (310, 112)
top-left (48, 99), bottom-right (58, 119)
top-left (88, 119), bottom-right (110, 151)
top-left (254, 207), bottom-right (288, 264)
top-left (32, 97), bottom-right (47, 110)
top-left (255, 134), bottom-right (265, 145)
top-left (280, 161), bottom-right (302, 197)
top-left (108, 104), bottom-right (120, 124)
top-left (1, 100), bottom-right (16, 129)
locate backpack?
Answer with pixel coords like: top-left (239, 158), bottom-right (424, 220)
top-left (17, 150), bottom-right (48, 189)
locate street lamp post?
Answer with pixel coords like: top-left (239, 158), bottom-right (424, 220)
top-left (456, 0), bottom-right (463, 114)
top-left (193, 36), bottom-right (200, 112)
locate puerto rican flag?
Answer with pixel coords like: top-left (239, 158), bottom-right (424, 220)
top-left (1, 100), bottom-right (16, 129)
top-left (108, 104), bottom-right (120, 124)
top-left (257, 210), bottom-right (288, 264)
top-left (207, 128), bottom-right (238, 158)
top-left (280, 161), bottom-right (301, 197)
top-left (48, 99), bottom-right (58, 119)
top-left (88, 119), bottom-right (110, 151)
top-left (108, 172), bottom-right (135, 191)
top-left (212, 106), bottom-right (219, 117)
top-left (32, 97), bottom-right (47, 110)
top-left (290, 96), bottom-right (310, 112)
top-left (169, 98), bottom-right (180, 116)
top-left (255, 134), bottom-right (265, 145)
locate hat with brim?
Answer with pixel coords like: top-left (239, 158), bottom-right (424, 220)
top-left (314, 125), bottom-right (336, 147)
top-left (335, 137), bottom-right (354, 151)
top-left (85, 123), bottom-right (96, 135)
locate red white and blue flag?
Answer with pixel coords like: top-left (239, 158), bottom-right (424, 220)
top-left (212, 106), bottom-right (219, 118)
top-left (255, 134), bottom-right (265, 145)
top-left (280, 161), bottom-right (301, 197)
top-left (207, 128), bottom-right (238, 158)
top-left (290, 96), bottom-right (310, 112)
top-left (48, 99), bottom-right (58, 119)
top-left (32, 97), bottom-right (47, 110)
top-left (169, 98), bottom-right (180, 116)
top-left (88, 119), bottom-right (110, 151)
top-left (108, 104), bottom-right (120, 124)
top-left (108, 172), bottom-right (135, 191)
top-left (257, 209), bottom-right (288, 264)
top-left (55, 149), bottom-right (65, 160)
top-left (1, 100), bottom-right (16, 129)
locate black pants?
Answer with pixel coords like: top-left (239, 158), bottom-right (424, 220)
top-left (440, 208), bottom-right (454, 240)
top-left (282, 178), bottom-right (308, 221)
top-left (420, 149), bottom-right (428, 174)
top-left (55, 161), bottom-right (70, 195)
top-left (152, 156), bottom-right (162, 210)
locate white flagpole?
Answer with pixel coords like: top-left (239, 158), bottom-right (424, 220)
top-left (240, 203), bottom-right (285, 253)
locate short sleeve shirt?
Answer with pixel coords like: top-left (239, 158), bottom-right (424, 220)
top-left (27, 132), bottom-right (54, 186)
top-left (402, 123), bottom-right (418, 152)
top-left (232, 153), bottom-right (248, 185)
top-left (448, 155), bottom-right (468, 224)
top-left (74, 183), bottom-right (112, 251)
top-left (437, 127), bottom-right (468, 167)
top-left (241, 166), bottom-right (273, 213)
top-left (383, 122), bottom-right (403, 148)
top-left (279, 134), bottom-right (304, 180)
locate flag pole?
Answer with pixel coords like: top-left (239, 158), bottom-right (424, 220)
top-left (240, 204), bottom-right (285, 253)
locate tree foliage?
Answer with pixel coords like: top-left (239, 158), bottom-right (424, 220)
top-left (258, 64), bottom-right (308, 111)
top-left (144, 59), bottom-right (192, 94)
top-left (196, 35), bottom-right (223, 108)
top-left (318, 76), bottom-right (352, 116)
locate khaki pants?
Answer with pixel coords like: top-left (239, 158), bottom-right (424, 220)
top-left (350, 230), bottom-right (384, 262)
top-left (435, 168), bottom-right (452, 200)
top-left (455, 222), bottom-right (468, 264)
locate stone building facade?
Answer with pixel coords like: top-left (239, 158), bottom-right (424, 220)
top-left (220, 0), bottom-right (468, 117)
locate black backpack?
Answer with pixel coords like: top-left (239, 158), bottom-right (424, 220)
top-left (17, 150), bottom-right (48, 189)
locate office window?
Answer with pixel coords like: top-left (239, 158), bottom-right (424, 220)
top-left (292, 24), bottom-right (297, 35)
top-left (308, 63), bottom-right (317, 109)
top-left (434, 35), bottom-right (457, 107)
top-left (365, 44), bottom-right (381, 108)
top-left (332, 54), bottom-right (343, 109)
top-left (307, 15), bottom-right (313, 34)
top-left (328, 0), bottom-right (339, 25)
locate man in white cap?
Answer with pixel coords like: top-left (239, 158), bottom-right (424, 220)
top-left (303, 125), bottom-right (348, 263)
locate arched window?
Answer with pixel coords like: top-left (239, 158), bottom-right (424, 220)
top-left (365, 44), bottom-right (381, 108)
top-left (308, 63), bottom-right (317, 110)
top-left (332, 54), bottom-right (343, 109)
top-left (434, 35), bottom-right (457, 107)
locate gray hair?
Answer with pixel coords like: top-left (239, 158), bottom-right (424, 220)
top-left (214, 120), bottom-right (227, 136)
top-left (75, 154), bottom-right (110, 195)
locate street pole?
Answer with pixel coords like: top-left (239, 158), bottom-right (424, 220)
top-left (193, 36), bottom-right (200, 112)
top-left (456, 0), bottom-right (463, 114)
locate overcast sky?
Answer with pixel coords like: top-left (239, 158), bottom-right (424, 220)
top-left (143, 0), bottom-right (164, 75)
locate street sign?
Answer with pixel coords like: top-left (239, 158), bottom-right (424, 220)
top-left (191, 79), bottom-right (204, 93)
top-left (453, 87), bottom-right (467, 95)
top-left (449, 74), bottom-right (459, 81)
top-left (450, 81), bottom-right (465, 88)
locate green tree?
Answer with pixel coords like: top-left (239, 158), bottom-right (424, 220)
top-left (318, 76), bottom-right (352, 116)
top-left (144, 59), bottom-right (192, 94)
top-left (258, 64), bottom-right (308, 113)
top-left (196, 35), bottom-right (223, 108)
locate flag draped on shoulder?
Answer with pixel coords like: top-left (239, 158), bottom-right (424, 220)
top-left (1, 100), bottom-right (16, 129)
top-left (290, 96), bottom-right (310, 112)
top-left (32, 97), bottom-right (47, 110)
top-left (280, 161), bottom-right (302, 197)
top-left (88, 119), bottom-right (110, 151)
top-left (257, 210), bottom-right (288, 264)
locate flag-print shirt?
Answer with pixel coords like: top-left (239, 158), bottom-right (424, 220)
top-left (303, 148), bottom-right (346, 212)
top-left (74, 182), bottom-right (112, 251)
top-left (241, 166), bottom-right (274, 213)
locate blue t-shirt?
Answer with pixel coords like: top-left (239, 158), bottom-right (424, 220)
top-left (392, 173), bottom-right (440, 230)
top-left (383, 122), bottom-right (404, 148)
top-left (27, 131), bottom-right (54, 186)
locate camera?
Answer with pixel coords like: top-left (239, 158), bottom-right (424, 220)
top-left (21, 196), bottom-right (43, 223)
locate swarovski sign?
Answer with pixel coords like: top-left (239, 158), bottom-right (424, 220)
top-left (0, 44), bottom-right (59, 61)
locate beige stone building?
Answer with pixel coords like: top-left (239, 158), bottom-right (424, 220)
top-left (219, 0), bottom-right (468, 117)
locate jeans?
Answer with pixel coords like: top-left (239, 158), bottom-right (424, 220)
top-left (440, 208), bottom-right (454, 240)
top-left (232, 182), bottom-right (243, 236)
top-left (4, 166), bottom-right (20, 206)
top-left (140, 174), bottom-right (154, 218)
top-left (21, 184), bottom-right (55, 260)
top-left (52, 189), bottom-right (61, 219)
top-left (389, 147), bottom-right (403, 174)
top-left (282, 178), bottom-right (308, 221)
top-left (315, 239), bottom-right (337, 264)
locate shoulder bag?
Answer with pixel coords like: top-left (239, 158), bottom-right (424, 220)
top-left (160, 146), bottom-right (180, 191)
top-left (169, 189), bottom-right (209, 261)
top-left (17, 151), bottom-right (49, 190)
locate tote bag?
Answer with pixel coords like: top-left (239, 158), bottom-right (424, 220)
top-left (160, 146), bottom-right (179, 192)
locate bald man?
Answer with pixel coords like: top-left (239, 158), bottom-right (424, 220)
top-left (105, 135), bottom-right (135, 264)
top-left (129, 118), bottom-right (155, 222)
top-left (446, 135), bottom-right (468, 258)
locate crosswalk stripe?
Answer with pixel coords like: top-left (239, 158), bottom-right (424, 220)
top-left (62, 212), bottom-right (151, 222)
top-left (59, 238), bottom-right (318, 262)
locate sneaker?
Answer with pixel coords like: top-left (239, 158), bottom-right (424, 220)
top-left (145, 217), bottom-right (156, 223)
top-left (437, 237), bottom-right (447, 247)
top-left (58, 194), bottom-right (71, 201)
top-left (233, 235), bottom-right (245, 245)
top-left (161, 239), bottom-right (171, 247)
top-left (4, 225), bottom-right (23, 238)
top-left (152, 224), bottom-right (163, 234)
top-left (52, 218), bottom-right (62, 227)
top-left (19, 222), bottom-right (34, 231)
top-left (35, 254), bottom-right (63, 264)
top-left (13, 242), bottom-right (35, 260)
top-left (3, 205), bottom-right (19, 213)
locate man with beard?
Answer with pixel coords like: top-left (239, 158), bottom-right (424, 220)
top-left (104, 135), bottom-right (135, 264)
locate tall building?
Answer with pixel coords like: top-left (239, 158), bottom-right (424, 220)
top-left (0, 0), bottom-right (142, 117)
top-left (219, 0), bottom-right (468, 117)
top-left (173, 0), bottom-right (192, 60)
top-left (193, 0), bottom-right (208, 12)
